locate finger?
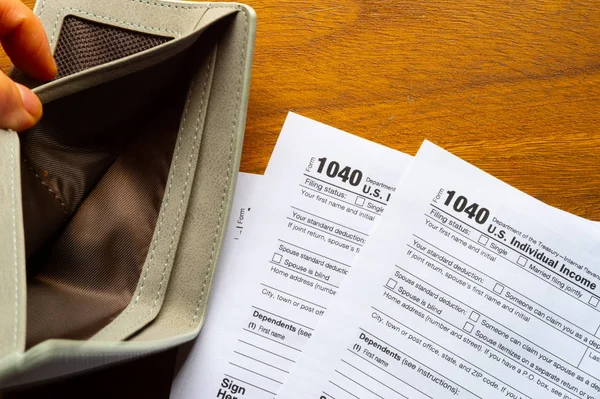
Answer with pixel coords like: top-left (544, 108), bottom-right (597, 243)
top-left (0, 71), bottom-right (42, 131)
top-left (0, 0), bottom-right (57, 81)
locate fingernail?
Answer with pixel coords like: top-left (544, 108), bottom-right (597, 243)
top-left (16, 84), bottom-right (42, 119)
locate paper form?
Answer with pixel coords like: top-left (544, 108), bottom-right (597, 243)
top-left (171, 172), bottom-right (262, 398)
top-left (174, 113), bottom-right (412, 399)
top-left (279, 141), bottom-right (600, 399)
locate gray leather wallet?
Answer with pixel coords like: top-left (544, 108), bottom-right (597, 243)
top-left (0, 0), bottom-right (255, 387)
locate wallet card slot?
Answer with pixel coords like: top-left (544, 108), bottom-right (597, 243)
top-left (52, 15), bottom-right (173, 80)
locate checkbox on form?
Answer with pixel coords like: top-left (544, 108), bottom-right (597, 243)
top-left (272, 253), bottom-right (282, 263)
top-left (589, 296), bottom-right (599, 308)
top-left (517, 256), bottom-right (527, 267)
top-left (463, 322), bottom-right (474, 333)
top-left (493, 283), bottom-right (505, 295)
top-left (478, 235), bottom-right (489, 245)
top-left (355, 196), bottom-right (365, 207)
top-left (386, 279), bottom-right (397, 290)
top-left (469, 311), bottom-right (480, 322)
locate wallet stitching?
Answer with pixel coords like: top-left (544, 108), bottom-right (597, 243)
top-left (22, 157), bottom-right (69, 216)
top-left (190, 6), bottom-right (248, 326)
top-left (9, 140), bottom-right (19, 349)
top-left (147, 52), bottom-right (213, 316)
top-left (39, 0), bottom-right (47, 17)
top-left (125, 0), bottom-right (202, 10)
top-left (49, 8), bottom-right (180, 46)
top-left (38, 0), bottom-right (242, 23)
top-left (39, 0), bottom-right (206, 19)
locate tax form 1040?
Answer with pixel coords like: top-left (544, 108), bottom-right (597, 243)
top-left (279, 141), bottom-right (600, 399)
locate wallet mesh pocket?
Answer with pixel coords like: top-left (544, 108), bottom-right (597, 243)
top-left (54, 16), bottom-right (172, 79)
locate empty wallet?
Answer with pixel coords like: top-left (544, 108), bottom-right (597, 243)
top-left (0, 0), bottom-right (255, 387)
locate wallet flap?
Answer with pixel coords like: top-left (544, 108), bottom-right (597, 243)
top-left (0, 130), bottom-right (27, 357)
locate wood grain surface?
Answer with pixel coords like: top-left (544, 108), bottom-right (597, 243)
top-left (2, 0), bottom-right (599, 219)
top-left (241, 0), bottom-right (600, 221)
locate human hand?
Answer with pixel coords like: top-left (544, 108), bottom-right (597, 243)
top-left (1, 0), bottom-right (57, 131)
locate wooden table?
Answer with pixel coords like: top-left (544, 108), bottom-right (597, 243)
top-left (240, 0), bottom-right (600, 220)
top-left (2, 0), bottom-right (599, 396)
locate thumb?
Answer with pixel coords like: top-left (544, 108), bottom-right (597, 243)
top-left (0, 71), bottom-right (42, 132)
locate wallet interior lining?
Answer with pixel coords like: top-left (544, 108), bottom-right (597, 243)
top-left (18, 17), bottom-right (218, 348)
